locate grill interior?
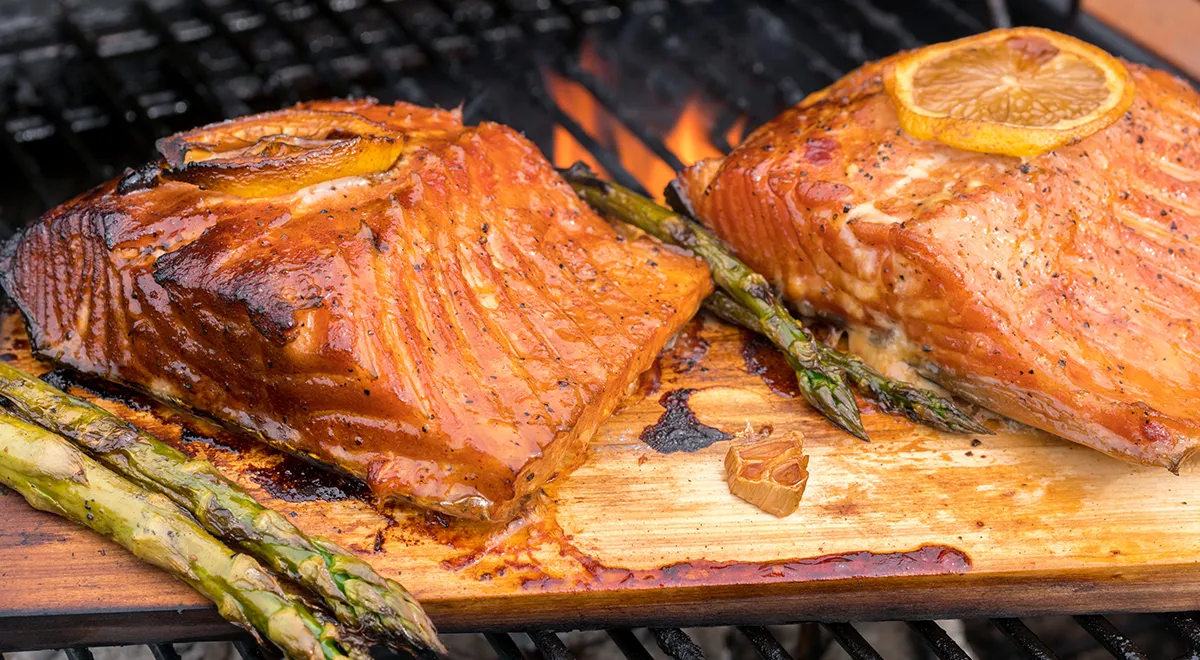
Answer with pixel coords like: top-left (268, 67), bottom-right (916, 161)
top-left (0, 0), bottom-right (1184, 231)
top-left (1, 0), bottom-right (1198, 658)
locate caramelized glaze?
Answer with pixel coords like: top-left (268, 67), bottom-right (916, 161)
top-left (679, 61), bottom-right (1200, 469)
top-left (2, 100), bottom-right (712, 520)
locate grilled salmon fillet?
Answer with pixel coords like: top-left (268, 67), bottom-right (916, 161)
top-left (677, 60), bottom-right (1200, 470)
top-left (2, 100), bottom-right (712, 521)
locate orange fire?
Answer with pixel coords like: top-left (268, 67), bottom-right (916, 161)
top-left (546, 71), bottom-right (610, 179)
top-left (545, 45), bottom-right (746, 201)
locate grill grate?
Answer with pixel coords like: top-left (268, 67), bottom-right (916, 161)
top-left (11, 615), bottom-right (1200, 659)
top-left (0, 0), bottom-right (1186, 228)
top-left (0, 0), bottom-right (1197, 658)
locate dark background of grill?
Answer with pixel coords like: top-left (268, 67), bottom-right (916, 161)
top-left (2, 0), bottom-right (1200, 658)
top-left (0, 0), bottom-right (1188, 231)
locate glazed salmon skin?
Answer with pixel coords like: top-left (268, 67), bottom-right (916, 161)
top-left (2, 100), bottom-right (712, 521)
top-left (676, 59), bottom-right (1200, 470)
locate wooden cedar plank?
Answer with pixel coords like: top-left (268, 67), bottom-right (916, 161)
top-left (2, 311), bottom-right (1200, 648)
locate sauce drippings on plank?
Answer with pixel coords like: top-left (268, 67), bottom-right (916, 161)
top-left (740, 334), bottom-right (803, 398)
top-left (664, 317), bottom-right (711, 373)
top-left (424, 493), bottom-right (972, 589)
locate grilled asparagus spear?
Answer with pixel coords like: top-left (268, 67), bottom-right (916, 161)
top-left (0, 412), bottom-right (365, 660)
top-left (704, 291), bottom-right (990, 434)
top-left (561, 163), bottom-right (865, 439)
top-left (0, 362), bottom-right (442, 654)
top-left (560, 162), bottom-right (987, 437)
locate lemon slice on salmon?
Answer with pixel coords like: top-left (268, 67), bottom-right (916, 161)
top-left (883, 27), bottom-right (1134, 158)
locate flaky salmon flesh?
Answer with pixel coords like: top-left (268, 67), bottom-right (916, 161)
top-left (677, 58), bottom-right (1200, 470)
top-left (2, 100), bottom-right (712, 521)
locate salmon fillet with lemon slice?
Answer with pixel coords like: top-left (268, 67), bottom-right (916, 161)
top-left (676, 29), bottom-right (1200, 469)
top-left (2, 100), bottom-right (712, 520)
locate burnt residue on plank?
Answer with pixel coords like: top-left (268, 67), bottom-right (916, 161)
top-left (178, 422), bottom-right (257, 455)
top-left (740, 333), bottom-right (802, 398)
top-left (39, 367), bottom-right (152, 412)
top-left (247, 455), bottom-right (371, 504)
top-left (639, 388), bottom-right (731, 453)
top-left (36, 366), bottom-right (261, 456)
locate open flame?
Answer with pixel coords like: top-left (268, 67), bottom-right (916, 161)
top-left (545, 45), bottom-right (745, 200)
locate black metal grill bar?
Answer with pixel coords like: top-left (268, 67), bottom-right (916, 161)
top-left (379, 0), bottom-right (653, 195)
top-left (649, 18), bottom-right (761, 122)
top-left (840, 0), bottom-right (924, 50)
top-left (529, 630), bottom-right (574, 660)
top-left (707, 108), bottom-right (738, 155)
top-left (553, 56), bottom-right (687, 173)
top-left (135, 0), bottom-right (245, 120)
top-left (149, 642), bottom-right (182, 660)
top-left (737, 626), bottom-right (792, 660)
top-left (988, 0), bottom-right (1014, 28)
top-left (518, 64), bottom-right (652, 197)
top-left (58, 10), bottom-right (163, 149)
top-left (15, 62), bottom-right (113, 180)
top-left (244, 0), bottom-right (358, 98)
top-left (1165, 613), bottom-right (1200, 650)
top-left (233, 639), bottom-right (266, 660)
top-left (1075, 615), bottom-right (1150, 660)
top-left (187, 0), bottom-right (303, 106)
top-left (9, 619), bottom-right (1200, 659)
top-left (485, 632), bottom-right (527, 660)
top-left (909, 621), bottom-right (972, 660)
top-left (608, 629), bottom-right (655, 660)
top-left (823, 623), bottom-right (885, 660)
top-left (923, 0), bottom-right (988, 32)
top-left (650, 628), bottom-right (705, 660)
top-left (672, 1), bottom-right (808, 109)
top-left (492, 1), bottom-right (757, 192)
top-left (758, 0), bottom-right (863, 82)
top-left (992, 617), bottom-right (1062, 660)
top-left (310, 0), bottom-right (426, 104)
top-left (133, 0), bottom-right (285, 138)
top-left (771, 0), bottom-right (875, 64)
top-left (0, 126), bottom-right (56, 211)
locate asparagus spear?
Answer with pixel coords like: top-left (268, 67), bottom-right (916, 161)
top-left (0, 363), bottom-right (442, 655)
top-left (560, 163), bottom-right (868, 440)
top-left (704, 291), bottom-right (991, 434)
top-left (0, 412), bottom-right (366, 660)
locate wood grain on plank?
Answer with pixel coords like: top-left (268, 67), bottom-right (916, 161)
top-left (2, 311), bottom-right (1200, 648)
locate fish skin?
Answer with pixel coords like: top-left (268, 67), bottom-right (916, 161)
top-left (2, 100), bottom-right (712, 521)
top-left (677, 59), bottom-right (1200, 470)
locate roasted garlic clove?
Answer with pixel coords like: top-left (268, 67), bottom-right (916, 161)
top-left (156, 108), bottom-right (407, 197)
top-left (725, 431), bottom-right (810, 517)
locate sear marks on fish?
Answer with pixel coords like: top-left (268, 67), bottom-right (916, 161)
top-left (677, 60), bottom-right (1200, 470)
top-left (1, 100), bottom-right (712, 521)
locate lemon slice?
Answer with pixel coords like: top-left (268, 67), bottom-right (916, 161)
top-left (883, 27), bottom-right (1134, 158)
